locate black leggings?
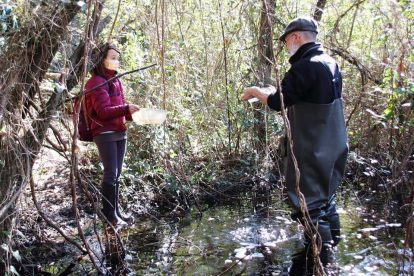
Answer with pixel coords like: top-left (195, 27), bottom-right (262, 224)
top-left (95, 139), bottom-right (127, 187)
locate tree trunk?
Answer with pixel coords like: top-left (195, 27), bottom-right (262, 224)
top-left (253, 0), bottom-right (276, 151)
top-left (313, 0), bottom-right (327, 22)
top-left (0, 2), bottom-right (92, 272)
top-left (0, 2), bottom-right (108, 230)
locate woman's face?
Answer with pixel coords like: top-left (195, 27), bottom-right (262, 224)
top-left (103, 49), bottom-right (120, 71)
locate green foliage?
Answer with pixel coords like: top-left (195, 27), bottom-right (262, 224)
top-left (71, 0), bottom-right (411, 194)
top-left (1, 0), bottom-right (413, 273)
top-left (1, 0), bottom-right (409, 197)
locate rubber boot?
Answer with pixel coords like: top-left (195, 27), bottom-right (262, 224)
top-left (115, 182), bottom-right (132, 223)
top-left (289, 244), bottom-right (314, 276)
top-left (317, 218), bottom-right (336, 266)
top-left (290, 216), bottom-right (335, 275)
top-left (290, 244), bottom-right (336, 276)
top-left (320, 246), bottom-right (339, 275)
top-left (102, 183), bottom-right (127, 227)
top-left (325, 203), bottom-right (341, 247)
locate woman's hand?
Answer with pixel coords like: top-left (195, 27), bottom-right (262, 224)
top-left (128, 104), bottom-right (140, 114)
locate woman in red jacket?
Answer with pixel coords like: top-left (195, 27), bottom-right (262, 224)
top-left (85, 43), bottom-right (139, 227)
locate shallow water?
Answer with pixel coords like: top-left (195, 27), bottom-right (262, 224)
top-left (124, 193), bottom-right (405, 275)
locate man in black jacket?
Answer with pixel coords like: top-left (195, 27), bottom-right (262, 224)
top-left (242, 17), bottom-right (348, 275)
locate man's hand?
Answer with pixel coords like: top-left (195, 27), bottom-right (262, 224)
top-left (242, 85), bottom-right (275, 105)
top-left (128, 104), bottom-right (140, 114)
top-left (242, 86), bottom-right (260, 101)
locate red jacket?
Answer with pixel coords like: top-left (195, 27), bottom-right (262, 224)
top-left (85, 69), bottom-right (132, 137)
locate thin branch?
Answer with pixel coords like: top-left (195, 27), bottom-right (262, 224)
top-left (333, 0), bottom-right (366, 32)
top-left (69, 0), bottom-right (103, 272)
top-left (217, 0), bottom-right (232, 152)
top-left (107, 0), bottom-right (122, 42)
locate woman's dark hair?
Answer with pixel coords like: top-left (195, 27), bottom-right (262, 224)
top-left (91, 42), bottom-right (120, 77)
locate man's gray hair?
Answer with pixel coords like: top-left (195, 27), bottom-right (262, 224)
top-left (299, 31), bottom-right (317, 42)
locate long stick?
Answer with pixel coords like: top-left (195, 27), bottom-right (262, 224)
top-left (76, 64), bottom-right (157, 97)
top-left (62, 64), bottom-right (157, 104)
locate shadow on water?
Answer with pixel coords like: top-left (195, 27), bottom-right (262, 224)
top-left (121, 190), bottom-right (406, 275)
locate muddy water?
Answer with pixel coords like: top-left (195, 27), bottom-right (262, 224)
top-left (125, 194), bottom-right (404, 275)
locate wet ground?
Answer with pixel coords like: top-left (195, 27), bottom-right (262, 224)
top-left (121, 192), bottom-right (406, 275)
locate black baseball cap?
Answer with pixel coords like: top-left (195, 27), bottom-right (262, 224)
top-left (279, 17), bottom-right (319, 41)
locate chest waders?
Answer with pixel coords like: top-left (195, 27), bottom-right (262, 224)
top-left (287, 64), bottom-right (348, 275)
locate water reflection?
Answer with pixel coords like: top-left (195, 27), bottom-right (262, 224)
top-left (127, 198), bottom-right (300, 275)
top-left (123, 193), bottom-right (403, 275)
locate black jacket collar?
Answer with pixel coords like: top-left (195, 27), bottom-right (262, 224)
top-left (289, 42), bottom-right (323, 64)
